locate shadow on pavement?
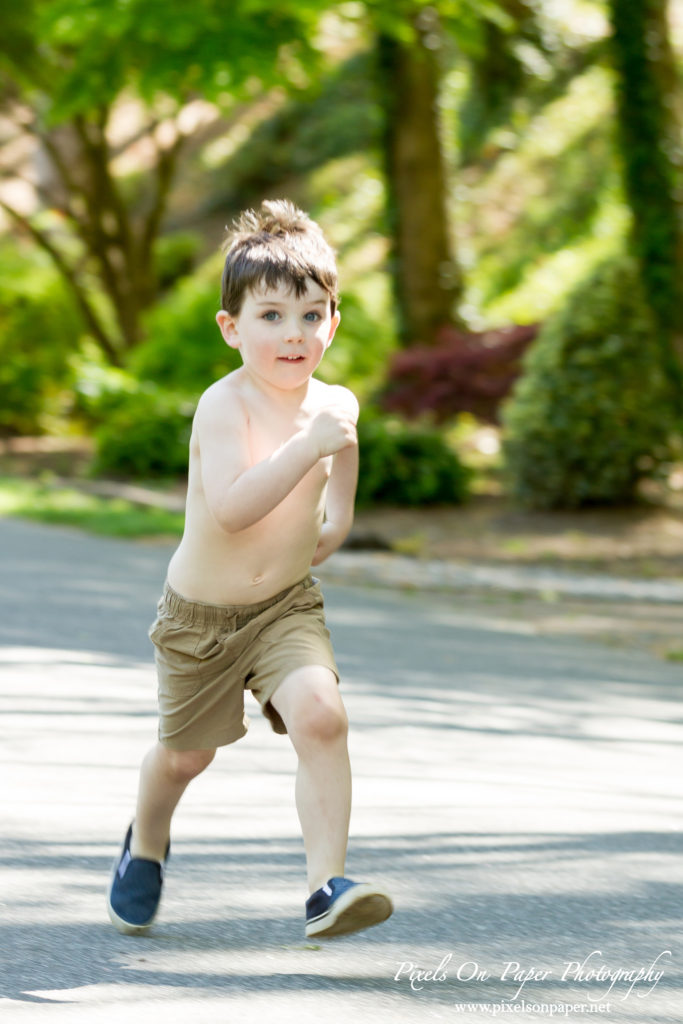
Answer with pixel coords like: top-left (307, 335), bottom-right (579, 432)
top-left (1, 829), bottom-right (681, 1008)
top-left (2, 519), bottom-right (682, 1020)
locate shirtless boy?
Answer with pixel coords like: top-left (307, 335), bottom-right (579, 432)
top-left (107, 199), bottom-right (393, 940)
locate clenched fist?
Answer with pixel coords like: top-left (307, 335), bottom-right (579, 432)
top-left (307, 405), bottom-right (358, 459)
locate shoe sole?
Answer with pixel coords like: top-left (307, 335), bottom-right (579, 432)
top-left (106, 858), bottom-right (158, 936)
top-left (306, 884), bottom-right (393, 939)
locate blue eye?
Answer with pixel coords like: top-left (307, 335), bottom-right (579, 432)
top-left (262, 311), bottom-right (280, 321)
top-left (304, 311), bottom-right (322, 322)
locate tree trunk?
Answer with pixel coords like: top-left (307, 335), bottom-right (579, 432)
top-left (377, 13), bottom-right (463, 346)
top-left (609, 0), bottom-right (683, 362)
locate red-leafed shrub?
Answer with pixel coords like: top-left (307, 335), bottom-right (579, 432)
top-left (381, 323), bottom-right (540, 424)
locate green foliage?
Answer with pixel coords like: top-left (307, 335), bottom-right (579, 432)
top-left (72, 359), bottom-right (196, 477)
top-left (502, 257), bottom-right (677, 509)
top-left (92, 387), bottom-right (195, 478)
top-left (205, 52), bottom-right (382, 214)
top-left (463, 65), bottom-right (630, 325)
top-left (154, 232), bottom-right (202, 291)
top-left (89, 387), bottom-right (473, 512)
top-left (609, 0), bottom-right (683, 335)
top-left (134, 242), bottom-right (394, 402)
top-left (1, 0), bottom-right (326, 121)
top-left (315, 285), bottom-right (396, 398)
top-left (477, 125), bottom-right (615, 305)
top-left (360, 0), bottom-right (509, 51)
top-left (0, 242), bottom-right (82, 435)
top-left (456, 8), bottom-right (606, 167)
top-left (457, 5), bottom-right (535, 164)
top-left (0, 1), bottom-right (339, 372)
top-left (131, 258), bottom-right (240, 393)
top-left (356, 411), bottom-right (470, 508)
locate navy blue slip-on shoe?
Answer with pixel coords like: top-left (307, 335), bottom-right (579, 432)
top-left (305, 877), bottom-right (393, 939)
top-left (107, 823), bottom-right (170, 936)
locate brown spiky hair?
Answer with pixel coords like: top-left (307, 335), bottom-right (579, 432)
top-left (220, 199), bottom-right (339, 316)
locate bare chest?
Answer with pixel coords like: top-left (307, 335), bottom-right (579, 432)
top-left (249, 412), bottom-right (331, 503)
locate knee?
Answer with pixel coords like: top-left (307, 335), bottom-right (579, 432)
top-left (162, 747), bottom-right (215, 785)
top-left (293, 695), bottom-right (348, 746)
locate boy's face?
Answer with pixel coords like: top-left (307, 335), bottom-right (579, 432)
top-left (216, 278), bottom-right (340, 392)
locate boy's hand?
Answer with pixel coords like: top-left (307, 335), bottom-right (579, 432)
top-left (308, 406), bottom-right (358, 459)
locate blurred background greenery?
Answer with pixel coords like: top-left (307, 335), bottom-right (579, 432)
top-left (1, 0), bottom-right (682, 517)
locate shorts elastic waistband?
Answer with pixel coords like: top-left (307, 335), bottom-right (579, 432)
top-left (160, 575), bottom-right (315, 628)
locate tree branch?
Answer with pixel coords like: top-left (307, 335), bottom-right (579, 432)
top-left (0, 198), bottom-right (121, 364)
top-left (69, 112), bottom-right (132, 315)
top-left (19, 117), bottom-right (86, 206)
top-left (0, 166), bottom-right (86, 231)
top-left (138, 129), bottom-right (186, 290)
top-left (73, 111), bottom-right (135, 261)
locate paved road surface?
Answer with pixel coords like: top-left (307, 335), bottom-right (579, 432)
top-left (1, 517), bottom-right (681, 1023)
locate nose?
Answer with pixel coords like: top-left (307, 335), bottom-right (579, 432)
top-left (284, 317), bottom-right (304, 342)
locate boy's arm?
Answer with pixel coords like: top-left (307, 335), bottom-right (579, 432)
top-left (312, 389), bottom-right (360, 566)
top-left (311, 443), bottom-right (359, 565)
top-left (196, 387), bottom-right (356, 533)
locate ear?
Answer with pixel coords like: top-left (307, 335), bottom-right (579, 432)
top-left (216, 310), bottom-right (240, 350)
top-left (325, 309), bottom-right (341, 349)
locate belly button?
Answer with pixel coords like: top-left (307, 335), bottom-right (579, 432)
top-left (252, 574), bottom-right (264, 585)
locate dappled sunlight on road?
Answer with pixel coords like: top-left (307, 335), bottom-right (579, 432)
top-left (2, 523), bottom-right (682, 1022)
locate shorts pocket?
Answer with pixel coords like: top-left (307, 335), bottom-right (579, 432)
top-left (151, 617), bottom-right (224, 699)
top-left (150, 617), bottom-right (221, 657)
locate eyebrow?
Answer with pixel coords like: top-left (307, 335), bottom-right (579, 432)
top-left (253, 298), bottom-right (327, 306)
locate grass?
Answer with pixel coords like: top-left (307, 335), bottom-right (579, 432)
top-left (0, 476), bottom-right (185, 538)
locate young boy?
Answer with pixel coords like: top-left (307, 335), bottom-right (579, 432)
top-left (107, 199), bottom-right (393, 940)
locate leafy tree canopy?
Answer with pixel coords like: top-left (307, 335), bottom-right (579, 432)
top-left (0, 0), bottom-right (330, 121)
top-left (359, 0), bottom-right (513, 48)
top-left (0, 0), bottom-right (339, 363)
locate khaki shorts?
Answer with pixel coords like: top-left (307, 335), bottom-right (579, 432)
top-left (148, 575), bottom-right (338, 751)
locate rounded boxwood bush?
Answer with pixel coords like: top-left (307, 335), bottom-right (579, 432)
top-left (501, 257), bottom-right (677, 509)
top-left (356, 412), bottom-right (470, 508)
top-left (93, 387), bottom-right (195, 478)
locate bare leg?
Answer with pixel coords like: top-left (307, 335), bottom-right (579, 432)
top-left (270, 666), bottom-right (351, 893)
top-left (131, 743), bottom-right (216, 862)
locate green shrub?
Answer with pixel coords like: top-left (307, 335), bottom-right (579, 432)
top-left (93, 386), bottom-right (195, 478)
top-left (356, 412), bottom-right (470, 508)
top-left (91, 391), bottom-right (472, 504)
top-left (154, 231), bottom-right (202, 290)
top-left (71, 360), bottom-right (143, 425)
top-left (0, 243), bottom-right (81, 435)
top-left (501, 256), bottom-right (677, 509)
top-left (131, 257), bottom-right (240, 393)
top-left (316, 288), bottom-right (395, 396)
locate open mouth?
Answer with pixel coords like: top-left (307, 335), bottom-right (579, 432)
top-left (279, 355), bottom-right (305, 361)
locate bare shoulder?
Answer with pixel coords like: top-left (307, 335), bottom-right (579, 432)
top-left (311, 379), bottom-right (359, 418)
top-left (195, 372), bottom-right (247, 433)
